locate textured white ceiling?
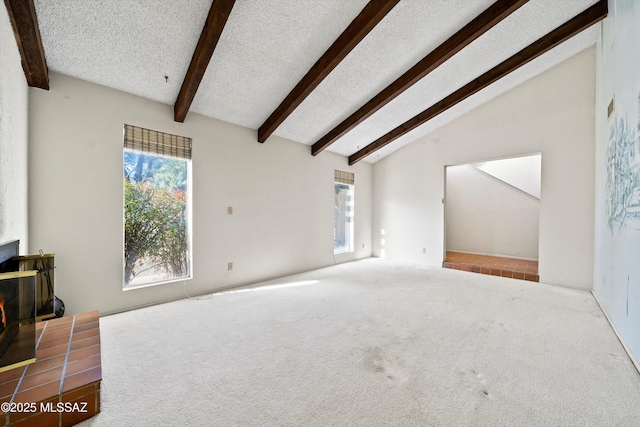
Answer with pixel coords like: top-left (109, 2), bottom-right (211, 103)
top-left (34, 0), bottom-right (212, 105)
top-left (34, 0), bottom-right (600, 163)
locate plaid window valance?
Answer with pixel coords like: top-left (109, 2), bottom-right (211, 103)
top-left (124, 124), bottom-right (191, 160)
top-left (334, 170), bottom-right (354, 185)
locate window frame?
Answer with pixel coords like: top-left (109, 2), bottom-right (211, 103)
top-left (334, 172), bottom-right (355, 255)
top-left (122, 125), bottom-right (193, 290)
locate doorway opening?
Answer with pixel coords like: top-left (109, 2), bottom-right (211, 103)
top-left (443, 154), bottom-right (541, 281)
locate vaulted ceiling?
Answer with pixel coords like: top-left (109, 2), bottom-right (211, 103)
top-left (9, 0), bottom-right (605, 163)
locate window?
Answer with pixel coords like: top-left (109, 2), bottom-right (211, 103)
top-left (334, 170), bottom-right (354, 253)
top-left (123, 125), bottom-right (192, 288)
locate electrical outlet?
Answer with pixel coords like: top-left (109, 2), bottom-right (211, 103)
top-left (362, 243), bottom-right (365, 249)
top-left (227, 206), bottom-right (233, 215)
top-left (422, 248), bottom-right (427, 253)
top-left (227, 262), bottom-right (233, 271)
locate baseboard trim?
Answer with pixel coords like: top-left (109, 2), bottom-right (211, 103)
top-left (101, 257), bottom-right (372, 317)
top-left (591, 290), bottom-right (640, 375)
top-left (446, 249), bottom-right (538, 262)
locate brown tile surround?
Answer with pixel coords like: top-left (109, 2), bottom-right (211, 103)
top-left (443, 251), bottom-right (539, 282)
top-left (0, 311), bottom-right (101, 427)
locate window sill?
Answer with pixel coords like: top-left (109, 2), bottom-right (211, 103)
top-left (123, 275), bottom-right (192, 291)
top-left (333, 249), bottom-right (354, 255)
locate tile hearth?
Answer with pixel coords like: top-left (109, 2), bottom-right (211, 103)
top-left (443, 251), bottom-right (539, 282)
top-left (0, 311), bottom-right (101, 427)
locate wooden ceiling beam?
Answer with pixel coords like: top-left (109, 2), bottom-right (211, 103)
top-left (4, 0), bottom-right (49, 90)
top-left (257, 0), bottom-right (400, 143)
top-left (311, 0), bottom-right (529, 156)
top-left (174, 0), bottom-right (236, 123)
top-left (348, 0), bottom-right (607, 165)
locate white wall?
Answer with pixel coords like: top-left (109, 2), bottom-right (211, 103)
top-left (28, 73), bottom-right (372, 315)
top-left (0, 4), bottom-right (29, 251)
top-left (372, 139), bottom-right (444, 264)
top-left (445, 165), bottom-right (539, 260)
top-left (478, 154), bottom-right (541, 199)
top-left (593, 0), bottom-right (640, 365)
top-left (373, 46), bottom-right (596, 289)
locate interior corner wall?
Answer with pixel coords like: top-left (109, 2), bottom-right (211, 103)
top-left (593, 1), bottom-right (640, 364)
top-left (0, 4), bottom-right (29, 251)
top-left (373, 46), bottom-right (596, 290)
top-left (28, 72), bottom-right (372, 316)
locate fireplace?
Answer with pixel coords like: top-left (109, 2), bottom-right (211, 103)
top-left (0, 292), bottom-right (17, 356)
top-left (0, 271), bottom-right (36, 372)
top-left (0, 240), bottom-right (37, 373)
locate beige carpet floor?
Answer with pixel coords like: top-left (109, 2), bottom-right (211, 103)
top-left (80, 258), bottom-right (640, 426)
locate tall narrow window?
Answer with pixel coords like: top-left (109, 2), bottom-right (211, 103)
top-left (123, 125), bottom-right (192, 288)
top-left (334, 170), bottom-right (354, 254)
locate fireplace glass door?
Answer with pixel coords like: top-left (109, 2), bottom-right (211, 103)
top-left (0, 271), bottom-right (37, 373)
